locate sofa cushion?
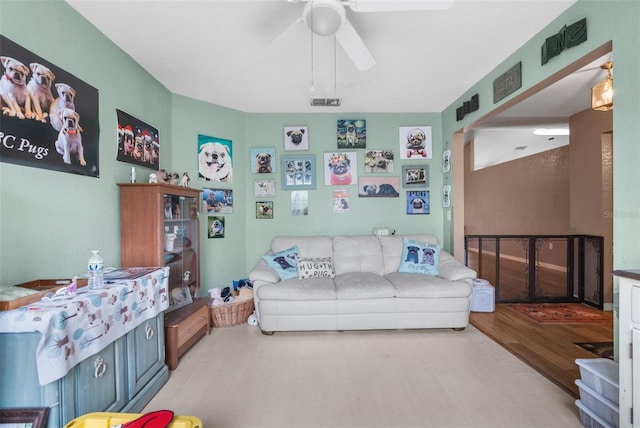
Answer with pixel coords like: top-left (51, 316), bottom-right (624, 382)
top-left (262, 245), bottom-right (300, 280)
top-left (379, 234), bottom-right (440, 275)
top-left (297, 257), bottom-right (335, 279)
top-left (271, 235), bottom-right (333, 258)
top-left (335, 272), bottom-right (396, 299)
top-left (256, 277), bottom-right (336, 300)
top-left (333, 235), bottom-right (385, 276)
top-left (386, 272), bottom-right (472, 298)
top-left (398, 238), bottom-right (441, 276)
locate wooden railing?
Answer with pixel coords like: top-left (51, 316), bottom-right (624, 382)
top-left (464, 235), bottom-right (604, 309)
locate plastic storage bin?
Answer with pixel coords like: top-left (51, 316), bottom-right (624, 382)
top-left (64, 412), bottom-right (202, 428)
top-left (470, 279), bottom-right (495, 312)
top-left (575, 358), bottom-right (619, 404)
top-left (575, 399), bottom-right (614, 428)
top-left (575, 379), bottom-right (619, 427)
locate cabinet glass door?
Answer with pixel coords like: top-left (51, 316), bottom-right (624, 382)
top-left (163, 193), bottom-right (199, 312)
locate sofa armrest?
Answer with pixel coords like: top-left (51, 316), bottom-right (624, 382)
top-left (438, 250), bottom-right (477, 281)
top-left (248, 257), bottom-right (280, 285)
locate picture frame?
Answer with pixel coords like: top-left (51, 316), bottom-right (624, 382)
top-left (256, 201), bottom-right (273, 219)
top-left (281, 154), bottom-right (316, 190)
top-left (250, 147), bottom-right (276, 174)
top-left (207, 215), bottom-right (225, 238)
top-left (254, 179), bottom-right (276, 197)
top-left (358, 176), bottom-right (400, 197)
top-left (283, 126), bottom-right (309, 151)
top-left (0, 407), bottom-right (49, 428)
top-left (399, 126), bottom-right (432, 159)
top-left (337, 119), bottom-right (366, 149)
top-left (167, 286), bottom-right (193, 312)
top-left (402, 165), bottom-right (429, 188)
top-left (324, 151), bottom-right (358, 186)
top-left (406, 190), bottom-right (430, 214)
top-left (364, 150), bottom-right (394, 173)
top-left (203, 188), bottom-right (233, 213)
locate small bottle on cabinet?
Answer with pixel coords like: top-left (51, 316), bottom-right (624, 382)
top-left (87, 250), bottom-right (105, 289)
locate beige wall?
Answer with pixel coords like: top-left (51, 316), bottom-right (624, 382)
top-left (464, 108), bottom-right (613, 303)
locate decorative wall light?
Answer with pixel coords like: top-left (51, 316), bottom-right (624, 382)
top-left (591, 61), bottom-right (613, 111)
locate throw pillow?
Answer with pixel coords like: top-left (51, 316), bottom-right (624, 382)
top-left (262, 246), bottom-right (300, 280)
top-left (398, 238), bottom-right (441, 276)
top-left (297, 257), bottom-right (336, 280)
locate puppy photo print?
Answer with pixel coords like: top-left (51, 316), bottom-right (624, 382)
top-left (399, 126), bottom-right (432, 159)
top-left (406, 190), bottom-right (430, 214)
top-left (358, 176), bottom-right (400, 198)
top-left (337, 119), bottom-right (366, 149)
top-left (116, 109), bottom-right (159, 170)
top-left (364, 149), bottom-right (394, 173)
top-left (0, 35), bottom-right (100, 177)
top-left (250, 147), bottom-right (276, 174)
top-left (284, 126), bottom-right (309, 151)
top-left (207, 215), bottom-right (225, 239)
top-left (203, 188), bottom-right (233, 213)
top-left (198, 134), bottom-right (232, 183)
top-left (324, 152), bottom-right (357, 186)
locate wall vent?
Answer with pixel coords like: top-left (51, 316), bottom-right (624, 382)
top-left (310, 98), bottom-right (342, 107)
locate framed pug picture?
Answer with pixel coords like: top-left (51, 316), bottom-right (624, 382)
top-left (281, 154), bottom-right (316, 190)
top-left (337, 119), bottom-right (366, 149)
top-left (364, 150), bottom-right (394, 173)
top-left (406, 190), bottom-right (430, 214)
top-left (399, 126), bottom-right (432, 159)
top-left (250, 147), bottom-right (276, 174)
top-left (324, 151), bottom-right (357, 186)
top-left (402, 165), bottom-right (429, 188)
top-left (254, 179), bottom-right (276, 197)
top-left (256, 201), bottom-right (274, 219)
top-left (284, 126), bottom-right (309, 151)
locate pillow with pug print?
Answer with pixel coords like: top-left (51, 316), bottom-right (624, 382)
top-left (398, 238), bottom-right (440, 276)
top-left (297, 257), bottom-right (336, 280)
top-left (262, 246), bottom-right (300, 281)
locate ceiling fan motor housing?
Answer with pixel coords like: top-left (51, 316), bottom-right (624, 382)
top-left (303, 0), bottom-right (346, 36)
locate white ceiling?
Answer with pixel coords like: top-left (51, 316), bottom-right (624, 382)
top-left (65, 0), bottom-right (577, 114)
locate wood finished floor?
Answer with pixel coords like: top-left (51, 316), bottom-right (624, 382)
top-left (470, 304), bottom-right (614, 398)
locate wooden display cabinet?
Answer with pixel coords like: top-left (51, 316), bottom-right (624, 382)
top-left (118, 183), bottom-right (201, 299)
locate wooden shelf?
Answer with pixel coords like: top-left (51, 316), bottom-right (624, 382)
top-left (164, 299), bottom-right (210, 370)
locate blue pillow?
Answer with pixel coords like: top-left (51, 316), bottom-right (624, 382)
top-left (262, 246), bottom-right (300, 280)
top-left (398, 238), bottom-right (440, 276)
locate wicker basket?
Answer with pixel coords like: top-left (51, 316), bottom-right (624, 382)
top-left (209, 298), bottom-right (254, 327)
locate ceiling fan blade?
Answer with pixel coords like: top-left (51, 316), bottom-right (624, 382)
top-left (268, 17), bottom-right (304, 53)
top-left (335, 18), bottom-right (376, 71)
top-left (348, 0), bottom-right (455, 12)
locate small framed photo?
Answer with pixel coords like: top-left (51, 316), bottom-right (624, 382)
top-left (337, 119), bottom-right (366, 149)
top-left (256, 201), bottom-right (273, 219)
top-left (254, 179), bottom-right (276, 197)
top-left (208, 215), bottom-right (225, 238)
top-left (284, 126), bottom-right (309, 151)
top-left (364, 150), bottom-right (394, 173)
top-left (281, 154), bottom-right (316, 190)
top-left (203, 188), bottom-right (233, 213)
top-left (0, 408), bottom-right (49, 428)
top-left (250, 147), bottom-right (276, 174)
top-left (406, 190), bottom-right (430, 214)
top-left (402, 165), bottom-right (429, 188)
top-left (167, 286), bottom-right (193, 312)
top-left (358, 176), bottom-right (400, 197)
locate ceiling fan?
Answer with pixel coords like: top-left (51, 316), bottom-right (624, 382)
top-left (281, 0), bottom-right (455, 71)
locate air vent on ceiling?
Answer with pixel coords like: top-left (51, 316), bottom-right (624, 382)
top-left (310, 98), bottom-right (342, 107)
top-left (514, 146), bottom-right (528, 151)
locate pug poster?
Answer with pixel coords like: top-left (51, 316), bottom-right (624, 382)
top-left (207, 215), bottom-right (225, 238)
top-left (337, 119), bottom-right (366, 149)
top-left (364, 150), bottom-right (394, 173)
top-left (284, 126), bottom-right (309, 151)
top-left (324, 152), bottom-right (358, 186)
top-left (198, 134), bottom-right (233, 182)
top-left (399, 126), bottom-right (432, 159)
top-left (250, 147), bottom-right (276, 174)
top-left (358, 177), bottom-right (400, 198)
top-left (0, 35), bottom-right (100, 177)
top-left (406, 190), bottom-right (430, 214)
top-left (116, 109), bottom-right (159, 170)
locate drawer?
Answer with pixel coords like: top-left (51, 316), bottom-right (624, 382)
top-left (176, 305), bottom-right (208, 348)
top-left (632, 284), bottom-right (640, 326)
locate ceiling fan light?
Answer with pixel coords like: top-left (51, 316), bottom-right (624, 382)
top-left (591, 61), bottom-right (613, 112)
top-left (303, 0), bottom-right (346, 36)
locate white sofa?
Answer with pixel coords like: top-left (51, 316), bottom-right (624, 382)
top-left (248, 234), bottom-right (477, 334)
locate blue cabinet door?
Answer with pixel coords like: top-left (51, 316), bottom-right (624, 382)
top-left (73, 339), bottom-right (126, 415)
top-left (126, 314), bottom-right (166, 398)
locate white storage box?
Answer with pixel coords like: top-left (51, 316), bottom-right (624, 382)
top-left (470, 279), bottom-right (495, 312)
top-left (575, 379), bottom-right (619, 427)
top-left (575, 358), bottom-right (619, 405)
top-left (575, 399), bottom-right (614, 428)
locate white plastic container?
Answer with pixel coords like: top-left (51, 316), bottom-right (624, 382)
top-left (575, 399), bottom-right (614, 428)
top-left (470, 280), bottom-right (495, 312)
top-left (575, 358), bottom-right (619, 405)
top-left (575, 379), bottom-right (619, 427)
